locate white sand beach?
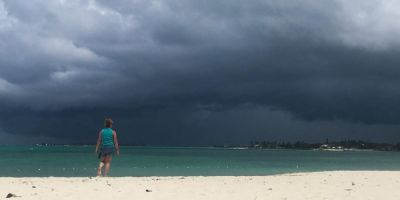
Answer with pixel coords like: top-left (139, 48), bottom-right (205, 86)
top-left (1, 171), bottom-right (399, 200)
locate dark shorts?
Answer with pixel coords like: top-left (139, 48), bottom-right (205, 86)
top-left (98, 146), bottom-right (114, 159)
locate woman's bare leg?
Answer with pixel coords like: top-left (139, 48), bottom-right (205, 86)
top-left (104, 156), bottom-right (112, 177)
top-left (97, 161), bottom-right (104, 176)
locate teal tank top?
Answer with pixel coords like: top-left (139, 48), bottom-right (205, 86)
top-left (101, 128), bottom-right (114, 147)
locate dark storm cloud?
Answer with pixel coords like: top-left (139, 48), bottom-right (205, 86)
top-left (1, 0), bottom-right (400, 144)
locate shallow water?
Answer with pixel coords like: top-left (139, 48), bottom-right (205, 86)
top-left (1, 146), bottom-right (400, 177)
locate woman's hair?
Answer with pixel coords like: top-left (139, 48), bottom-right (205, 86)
top-left (104, 118), bottom-right (113, 128)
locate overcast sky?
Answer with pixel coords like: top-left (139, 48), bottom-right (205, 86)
top-left (1, 0), bottom-right (400, 145)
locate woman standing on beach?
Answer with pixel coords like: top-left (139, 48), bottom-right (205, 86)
top-left (96, 118), bottom-right (120, 177)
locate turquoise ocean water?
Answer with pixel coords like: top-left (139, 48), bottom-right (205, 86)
top-left (1, 146), bottom-right (400, 177)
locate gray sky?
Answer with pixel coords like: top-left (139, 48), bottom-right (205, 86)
top-left (1, 0), bottom-right (400, 145)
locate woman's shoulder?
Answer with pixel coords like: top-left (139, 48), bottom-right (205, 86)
top-left (99, 128), bottom-right (110, 133)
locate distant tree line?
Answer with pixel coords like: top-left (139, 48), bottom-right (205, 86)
top-left (216, 140), bottom-right (400, 151)
top-left (248, 141), bottom-right (320, 150)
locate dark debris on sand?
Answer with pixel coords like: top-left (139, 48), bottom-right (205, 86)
top-left (6, 193), bottom-right (20, 198)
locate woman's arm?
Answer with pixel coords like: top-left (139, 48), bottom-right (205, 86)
top-left (95, 131), bottom-right (102, 153)
top-left (113, 131), bottom-right (120, 156)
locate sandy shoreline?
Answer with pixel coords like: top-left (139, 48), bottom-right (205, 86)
top-left (1, 171), bottom-right (399, 200)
